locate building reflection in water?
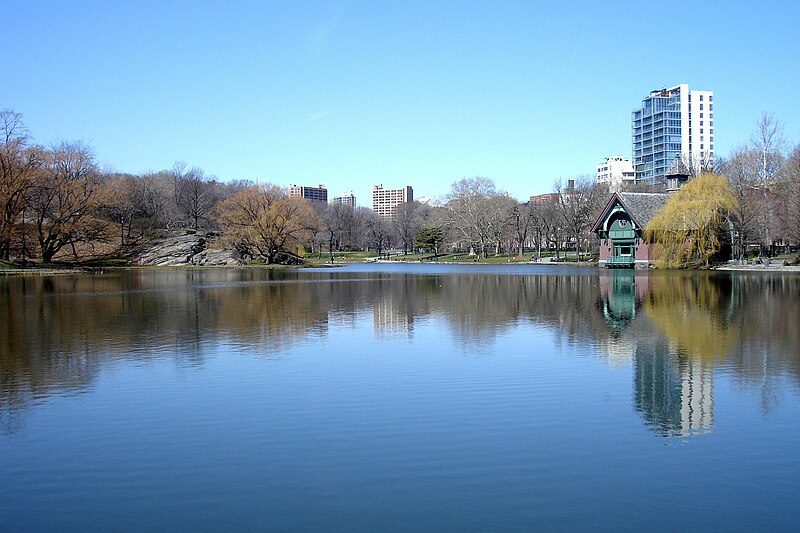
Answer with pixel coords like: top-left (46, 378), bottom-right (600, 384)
top-left (597, 271), bottom-right (714, 436)
top-left (633, 339), bottom-right (713, 436)
top-left (597, 272), bottom-right (639, 338)
top-left (372, 295), bottom-right (413, 340)
top-left (370, 276), bottom-right (422, 341)
top-left (595, 271), bottom-right (641, 366)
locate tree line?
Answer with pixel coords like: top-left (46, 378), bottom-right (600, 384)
top-left (717, 113), bottom-right (800, 261)
top-left (2, 109), bottom-right (798, 265)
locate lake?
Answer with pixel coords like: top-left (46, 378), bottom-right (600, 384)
top-left (1, 264), bottom-right (799, 531)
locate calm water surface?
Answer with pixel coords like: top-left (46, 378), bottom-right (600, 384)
top-left (1, 264), bottom-right (799, 531)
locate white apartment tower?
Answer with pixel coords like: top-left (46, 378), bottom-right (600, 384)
top-left (332, 192), bottom-right (356, 208)
top-left (371, 184), bottom-right (413, 219)
top-left (632, 84), bottom-right (714, 184)
top-left (596, 155), bottom-right (635, 191)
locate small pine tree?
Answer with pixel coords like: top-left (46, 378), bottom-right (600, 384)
top-left (415, 226), bottom-right (444, 256)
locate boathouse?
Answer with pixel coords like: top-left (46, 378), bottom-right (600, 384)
top-left (592, 192), bottom-right (668, 268)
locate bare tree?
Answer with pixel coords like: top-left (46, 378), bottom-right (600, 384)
top-left (392, 201), bottom-right (429, 255)
top-left (365, 211), bottom-right (392, 257)
top-left (99, 173), bottom-right (139, 246)
top-left (509, 201), bottom-right (535, 256)
top-left (679, 151), bottom-right (715, 177)
top-left (527, 200), bottom-right (549, 260)
top-left (778, 144), bottom-right (800, 261)
top-left (554, 177), bottom-right (606, 261)
top-left (445, 176), bottom-right (513, 258)
top-left (751, 113), bottom-right (786, 256)
top-left (174, 164), bottom-right (218, 230)
top-left (0, 110), bottom-right (43, 260)
top-left (28, 142), bottom-right (106, 262)
top-left (486, 194), bottom-right (517, 255)
top-left (133, 171), bottom-right (174, 234)
top-left (339, 206), bottom-right (369, 251)
top-left (320, 203), bottom-right (347, 261)
top-left (719, 146), bottom-right (763, 260)
top-left (99, 170), bottom-right (176, 241)
top-left (303, 201), bottom-right (328, 259)
top-left (215, 184), bottom-right (321, 264)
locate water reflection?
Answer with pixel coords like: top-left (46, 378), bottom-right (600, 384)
top-left (1, 267), bottom-right (799, 436)
top-left (595, 270), bottom-right (800, 436)
top-left (594, 272), bottom-right (713, 435)
top-left (643, 274), bottom-right (738, 360)
top-left (596, 272), bottom-right (640, 338)
top-left (633, 339), bottom-right (714, 436)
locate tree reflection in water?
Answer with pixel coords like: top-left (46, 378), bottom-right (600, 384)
top-left (1, 268), bottom-right (798, 435)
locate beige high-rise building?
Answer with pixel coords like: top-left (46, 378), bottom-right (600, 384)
top-left (288, 184), bottom-right (328, 203)
top-left (371, 184), bottom-right (413, 219)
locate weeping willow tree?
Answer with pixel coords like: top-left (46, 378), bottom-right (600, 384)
top-left (644, 173), bottom-right (738, 268)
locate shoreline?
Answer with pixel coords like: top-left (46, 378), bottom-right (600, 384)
top-left (2, 259), bottom-right (799, 275)
top-left (712, 263), bottom-right (800, 272)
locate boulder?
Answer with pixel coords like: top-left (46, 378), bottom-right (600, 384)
top-left (132, 231), bottom-right (241, 266)
top-left (190, 248), bottom-right (243, 266)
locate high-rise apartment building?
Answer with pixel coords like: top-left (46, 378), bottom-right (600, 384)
top-left (332, 192), bottom-right (356, 208)
top-left (371, 184), bottom-right (413, 219)
top-left (596, 155), bottom-right (635, 192)
top-left (288, 184), bottom-right (328, 203)
top-left (632, 84), bottom-right (714, 184)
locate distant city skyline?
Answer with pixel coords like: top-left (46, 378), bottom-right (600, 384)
top-left (4, 1), bottom-right (799, 204)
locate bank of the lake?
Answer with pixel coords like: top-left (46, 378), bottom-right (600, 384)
top-left (4, 260), bottom-right (800, 275)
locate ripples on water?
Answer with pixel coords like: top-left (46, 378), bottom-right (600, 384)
top-left (1, 265), bottom-right (799, 531)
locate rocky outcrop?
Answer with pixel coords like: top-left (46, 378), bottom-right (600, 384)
top-left (190, 248), bottom-right (243, 266)
top-left (132, 231), bottom-right (243, 266)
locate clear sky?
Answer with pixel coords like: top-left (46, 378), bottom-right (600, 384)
top-left (5, 0), bottom-right (799, 204)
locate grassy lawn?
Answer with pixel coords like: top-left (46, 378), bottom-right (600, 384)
top-left (77, 257), bottom-right (133, 267)
top-left (306, 251), bottom-right (378, 263)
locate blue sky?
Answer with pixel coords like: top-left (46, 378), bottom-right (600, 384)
top-left (5, 1), bottom-right (799, 204)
